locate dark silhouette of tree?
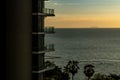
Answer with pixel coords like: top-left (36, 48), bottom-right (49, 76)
top-left (44, 66), bottom-right (62, 80)
top-left (65, 60), bottom-right (79, 80)
top-left (84, 64), bottom-right (95, 80)
top-left (109, 73), bottom-right (120, 80)
top-left (62, 66), bottom-right (70, 80)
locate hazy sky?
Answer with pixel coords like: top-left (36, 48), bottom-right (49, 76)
top-left (45, 0), bottom-right (120, 28)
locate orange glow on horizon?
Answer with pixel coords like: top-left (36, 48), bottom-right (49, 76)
top-left (45, 14), bottom-right (120, 28)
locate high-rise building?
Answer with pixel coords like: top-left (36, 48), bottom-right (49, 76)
top-left (32, 0), bottom-right (55, 80)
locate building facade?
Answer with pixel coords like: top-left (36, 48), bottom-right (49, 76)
top-left (32, 0), bottom-right (55, 80)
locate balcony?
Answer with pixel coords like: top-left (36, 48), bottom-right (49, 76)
top-left (32, 13), bottom-right (46, 16)
top-left (32, 8), bottom-right (55, 16)
top-left (32, 66), bottom-right (56, 73)
top-left (32, 61), bottom-right (57, 73)
top-left (44, 27), bottom-right (55, 34)
top-left (32, 32), bottom-right (45, 35)
top-left (32, 44), bottom-right (55, 54)
top-left (44, 44), bottom-right (55, 51)
top-left (43, 8), bottom-right (55, 16)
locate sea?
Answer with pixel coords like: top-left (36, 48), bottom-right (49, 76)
top-left (45, 28), bottom-right (120, 80)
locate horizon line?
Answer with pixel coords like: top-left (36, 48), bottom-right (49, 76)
top-left (54, 27), bottom-right (120, 29)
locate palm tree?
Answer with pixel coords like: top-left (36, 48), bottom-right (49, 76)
top-left (62, 66), bottom-right (70, 80)
top-left (65, 60), bottom-right (79, 80)
top-left (109, 73), bottom-right (120, 80)
top-left (84, 64), bottom-right (95, 80)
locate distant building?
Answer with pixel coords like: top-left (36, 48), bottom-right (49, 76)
top-left (32, 0), bottom-right (55, 80)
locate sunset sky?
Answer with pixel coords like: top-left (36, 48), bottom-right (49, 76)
top-left (45, 0), bottom-right (120, 28)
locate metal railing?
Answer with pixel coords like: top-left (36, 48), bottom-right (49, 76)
top-left (44, 27), bottom-right (55, 33)
top-left (43, 8), bottom-right (55, 15)
top-left (44, 44), bottom-right (55, 51)
top-left (32, 62), bottom-right (56, 73)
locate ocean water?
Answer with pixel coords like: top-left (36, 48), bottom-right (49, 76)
top-left (45, 28), bottom-right (120, 80)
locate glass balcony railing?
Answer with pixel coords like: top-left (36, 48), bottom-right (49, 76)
top-left (43, 8), bottom-right (55, 16)
top-left (44, 44), bottom-right (55, 51)
top-left (33, 60), bottom-right (57, 73)
top-left (44, 27), bottom-right (55, 33)
top-left (32, 66), bottom-right (56, 73)
top-left (33, 8), bottom-right (55, 16)
top-left (32, 32), bottom-right (45, 35)
top-left (32, 44), bottom-right (55, 54)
